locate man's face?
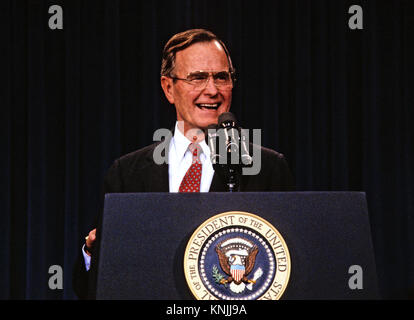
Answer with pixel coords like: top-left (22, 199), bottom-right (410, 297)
top-left (161, 40), bottom-right (232, 134)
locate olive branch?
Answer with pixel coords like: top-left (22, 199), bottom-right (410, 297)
top-left (212, 265), bottom-right (227, 287)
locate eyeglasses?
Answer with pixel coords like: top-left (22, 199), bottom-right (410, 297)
top-left (169, 70), bottom-right (235, 90)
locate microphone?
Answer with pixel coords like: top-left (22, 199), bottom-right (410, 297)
top-left (217, 112), bottom-right (252, 166)
top-left (216, 112), bottom-right (240, 192)
top-left (240, 130), bottom-right (253, 166)
top-left (205, 123), bottom-right (221, 165)
top-left (218, 112), bottom-right (239, 156)
top-left (205, 112), bottom-right (253, 192)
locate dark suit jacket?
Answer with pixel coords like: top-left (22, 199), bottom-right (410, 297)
top-left (72, 140), bottom-right (294, 299)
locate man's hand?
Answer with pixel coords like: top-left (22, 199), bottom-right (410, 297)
top-left (84, 229), bottom-right (96, 256)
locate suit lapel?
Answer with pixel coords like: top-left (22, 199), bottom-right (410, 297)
top-left (145, 132), bottom-right (171, 192)
top-left (147, 161), bottom-right (169, 192)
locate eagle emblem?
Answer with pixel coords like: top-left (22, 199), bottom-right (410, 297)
top-left (214, 237), bottom-right (263, 294)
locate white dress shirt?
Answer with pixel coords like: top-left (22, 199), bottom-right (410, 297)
top-left (168, 122), bottom-right (214, 192)
top-left (82, 122), bottom-right (214, 270)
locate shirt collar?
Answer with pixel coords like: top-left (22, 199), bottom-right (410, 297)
top-left (173, 122), bottom-right (210, 159)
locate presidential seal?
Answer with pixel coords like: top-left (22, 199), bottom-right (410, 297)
top-left (184, 211), bottom-right (290, 300)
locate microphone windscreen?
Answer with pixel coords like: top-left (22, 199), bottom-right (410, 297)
top-left (218, 112), bottom-right (237, 127)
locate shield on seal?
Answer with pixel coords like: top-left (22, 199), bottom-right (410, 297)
top-left (230, 264), bottom-right (245, 283)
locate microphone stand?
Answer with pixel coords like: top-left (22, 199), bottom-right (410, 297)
top-left (212, 162), bottom-right (240, 192)
top-left (226, 167), bottom-right (239, 192)
top-left (224, 147), bottom-right (241, 193)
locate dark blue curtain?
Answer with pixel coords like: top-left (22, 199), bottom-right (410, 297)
top-left (1, 0), bottom-right (413, 299)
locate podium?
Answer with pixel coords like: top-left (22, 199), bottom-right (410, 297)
top-left (95, 192), bottom-right (379, 299)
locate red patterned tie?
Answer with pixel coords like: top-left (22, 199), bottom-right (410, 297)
top-left (179, 143), bottom-right (202, 192)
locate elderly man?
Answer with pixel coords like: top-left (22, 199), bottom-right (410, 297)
top-left (72, 29), bottom-right (294, 299)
